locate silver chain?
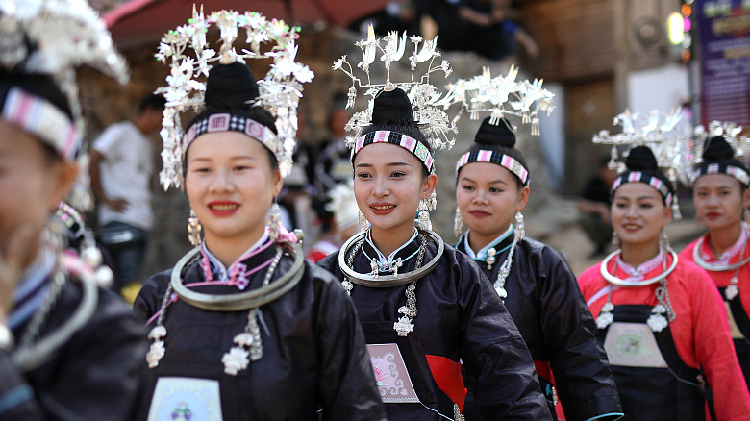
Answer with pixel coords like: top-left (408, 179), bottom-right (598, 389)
top-left (16, 271), bottom-right (66, 351)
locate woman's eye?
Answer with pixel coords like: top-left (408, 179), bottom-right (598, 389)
top-left (462, 185), bottom-right (474, 191)
top-left (391, 172), bottom-right (405, 178)
top-left (357, 172), bottom-right (371, 179)
top-left (234, 165), bottom-right (250, 171)
top-left (489, 187), bottom-right (503, 193)
top-left (193, 167), bottom-right (211, 173)
top-left (614, 203), bottom-right (626, 209)
top-left (640, 203), bottom-right (653, 209)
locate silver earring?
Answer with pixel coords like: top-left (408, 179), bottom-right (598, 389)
top-left (427, 191), bottom-right (437, 211)
top-left (188, 209), bottom-right (202, 246)
top-left (417, 199), bottom-right (432, 231)
top-left (266, 201), bottom-right (283, 242)
top-left (661, 230), bottom-right (671, 251)
top-left (612, 232), bottom-right (620, 247)
top-left (514, 211), bottom-right (525, 240)
top-left (358, 210), bottom-right (368, 232)
top-left (454, 206), bottom-right (464, 238)
top-left (671, 197), bottom-right (682, 221)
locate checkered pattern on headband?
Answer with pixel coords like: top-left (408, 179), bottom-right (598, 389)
top-left (185, 113), bottom-right (277, 155)
top-left (352, 130), bottom-right (435, 174)
top-left (691, 163), bottom-right (750, 187)
top-left (611, 171), bottom-right (673, 206)
top-left (2, 87), bottom-right (79, 162)
top-left (455, 149), bottom-right (529, 186)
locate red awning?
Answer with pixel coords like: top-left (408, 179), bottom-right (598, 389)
top-left (105, 0), bottom-right (394, 48)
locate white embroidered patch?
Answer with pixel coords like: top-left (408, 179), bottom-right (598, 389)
top-left (367, 343), bottom-right (420, 403)
top-left (604, 322), bottom-right (668, 368)
top-left (148, 377), bottom-right (223, 421)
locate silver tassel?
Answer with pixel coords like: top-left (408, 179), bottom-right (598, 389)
top-left (453, 206), bottom-right (464, 238)
top-left (266, 202), bottom-right (282, 241)
top-left (359, 210), bottom-right (368, 232)
top-left (514, 211), bottom-right (525, 240)
top-left (188, 209), bottom-right (202, 246)
top-left (417, 199), bottom-right (432, 231)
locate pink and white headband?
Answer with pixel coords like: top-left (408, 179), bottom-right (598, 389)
top-left (3, 87), bottom-right (79, 162)
top-left (611, 171), bottom-right (673, 206)
top-left (352, 130), bottom-right (435, 174)
top-left (455, 149), bottom-right (529, 186)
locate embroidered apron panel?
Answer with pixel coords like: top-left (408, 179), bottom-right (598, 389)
top-left (604, 322), bottom-right (668, 368)
top-left (368, 343), bottom-right (420, 403)
top-left (148, 377), bottom-right (223, 421)
top-left (598, 305), bottom-right (706, 421)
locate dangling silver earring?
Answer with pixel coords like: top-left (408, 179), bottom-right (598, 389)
top-left (454, 206), bottom-right (464, 238)
top-left (612, 232), bottom-right (620, 247)
top-left (266, 200), bottom-right (283, 242)
top-left (417, 196), bottom-right (435, 233)
top-left (427, 191), bottom-right (437, 211)
top-left (671, 196), bottom-right (682, 221)
top-left (661, 230), bottom-right (671, 251)
top-left (188, 209), bottom-right (202, 246)
top-left (358, 210), bottom-right (368, 232)
top-left (514, 211), bottom-right (525, 240)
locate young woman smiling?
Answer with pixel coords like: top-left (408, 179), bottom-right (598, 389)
top-left (318, 88), bottom-right (551, 421)
top-left (577, 146), bottom-right (750, 420)
top-left (454, 117), bottom-right (622, 421)
top-left (680, 135), bottom-right (750, 390)
top-left (133, 56), bottom-right (385, 419)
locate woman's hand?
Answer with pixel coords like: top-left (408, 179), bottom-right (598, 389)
top-left (0, 227), bottom-right (36, 324)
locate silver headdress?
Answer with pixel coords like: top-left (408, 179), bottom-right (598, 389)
top-left (689, 121), bottom-right (750, 186)
top-left (0, 0), bottom-right (129, 211)
top-left (593, 109), bottom-right (689, 218)
top-left (156, 7), bottom-right (314, 189)
top-left (0, 0), bottom-right (129, 135)
top-left (691, 121), bottom-right (749, 162)
top-left (448, 65), bottom-right (555, 135)
top-left (332, 25), bottom-right (457, 151)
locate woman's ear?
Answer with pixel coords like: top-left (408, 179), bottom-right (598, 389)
top-left (422, 173), bottom-right (438, 199)
top-left (47, 161), bottom-right (78, 212)
top-left (662, 203), bottom-right (673, 228)
top-left (271, 168), bottom-right (283, 198)
top-left (515, 185), bottom-right (530, 212)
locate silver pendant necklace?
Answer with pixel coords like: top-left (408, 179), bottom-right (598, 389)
top-left (339, 230), bottom-right (443, 336)
top-left (596, 248), bottom-right (677, 332)
top-left (147, 245), bottom-right (297, 376)
top-left (692, 225), bottom-right (748, 301)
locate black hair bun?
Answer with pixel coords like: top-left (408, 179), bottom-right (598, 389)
top-left (625, 146), bottom-right (660, 171)
top-left (474, 116), bottom-right (515, 147)
top-left (702, 136), bottom-right (735, 162)
top-left (204, 62), bottom-right (259, 110)
top-left (371, 88), bottom-right (414, 126)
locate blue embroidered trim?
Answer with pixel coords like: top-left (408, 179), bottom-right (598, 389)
top-left (586, 412), bottom-right (625, 421)
top-left (0, 384), bottom-right (34, 415)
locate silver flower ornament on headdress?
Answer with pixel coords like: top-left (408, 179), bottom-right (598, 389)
top-left (333, 25), bottom-right (457, 151)
top-left (155, 7), bottom-right (313, 190)
top-left (592, 109), bottom-right (690, 219)
top-left (448, 65), bottom-right (555, 135)
top-left (0, 0), bottom-right (129, 125)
